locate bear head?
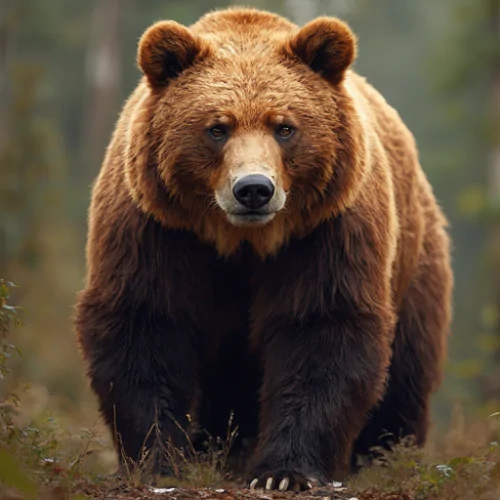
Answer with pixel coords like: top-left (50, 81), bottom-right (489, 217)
top-left (125, 8), bottom-right (369, 258)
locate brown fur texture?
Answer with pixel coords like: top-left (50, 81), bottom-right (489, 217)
top-left (75, 7), bottom-right (453, 489)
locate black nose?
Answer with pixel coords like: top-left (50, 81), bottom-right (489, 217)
top-left (232, 174), bottom-right (275, 209)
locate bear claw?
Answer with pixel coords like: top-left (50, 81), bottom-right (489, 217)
top-left (265, 477), bottom-right (275, 490)
top-left (248, 473), bottom-right (320, 491)
top-left (278, 478), bottom-right (289, 491)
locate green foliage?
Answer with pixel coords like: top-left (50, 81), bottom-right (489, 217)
top-left (350, 437), bottom-right (500, 499)
top-left (0, 282), bottom-right (108, 496)
top-left (0, 280), bottom-right (22, 383)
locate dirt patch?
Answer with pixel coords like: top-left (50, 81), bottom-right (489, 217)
top-left (68, 481), bottom-right (411, 500)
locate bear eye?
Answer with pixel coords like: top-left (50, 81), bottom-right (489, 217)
top-left (208, 125), bottom-right (227, 141)
top-left (276, 125), bottom-right (295, 140)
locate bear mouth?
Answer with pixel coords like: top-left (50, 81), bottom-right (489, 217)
top-left (226, 211), bottom-right (276, 227)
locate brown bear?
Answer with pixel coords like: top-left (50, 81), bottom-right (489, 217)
top-left (75, 7), bottom-right (453, 490)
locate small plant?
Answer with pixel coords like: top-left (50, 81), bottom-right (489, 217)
top-left (0, 280), bottom-right (22, 381)
top-left (0, 279), bottom-right (23, 432)
top-left (349, 420), bottom-right (500, 500)
top-left (0, 281), bottom-right (107, 497)
top-left (164, 412), bottom-right (239, 488)
top-left (349, 436), bottom-right (428, 496)
top-left (116, 409), bottom-right (239, 489)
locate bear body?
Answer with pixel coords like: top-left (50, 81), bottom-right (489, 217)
top-left (75, 8), bottom-right (452, 488)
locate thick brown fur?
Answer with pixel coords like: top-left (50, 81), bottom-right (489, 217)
top-left (75, 7), bottom-right (452, 488)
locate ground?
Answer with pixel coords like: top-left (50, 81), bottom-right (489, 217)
top-left (69, 482), bottom-right (408, 500)
top-left (0, 478), bottom-right (413, 500)
top-left (1, 419), bottom-right (500, 500)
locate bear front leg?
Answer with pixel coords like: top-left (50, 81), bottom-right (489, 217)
top-left (76, 291), bottom-right (199, 475)
top-left (248, 311), bottom-right (393, 490)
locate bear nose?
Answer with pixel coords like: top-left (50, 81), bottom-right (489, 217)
top-left (232, 174), bottom-right (275, 209)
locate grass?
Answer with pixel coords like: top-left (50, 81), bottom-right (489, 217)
top-left (1, 280), bottom-right (499, 499)
top-left (349, 421), bottom-right (500, 499)
top-left (0, 416), bottom-right (498, 500)
top-left (114, 411), bottom-right (239, 489)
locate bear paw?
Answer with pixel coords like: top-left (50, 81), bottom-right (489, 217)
top-left (248, 469), bottom-right (326, 491)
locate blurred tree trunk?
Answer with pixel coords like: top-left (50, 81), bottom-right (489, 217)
top-left (0, 2), bottom-right (11, 279)
top-left (0, 0), bottom-right (16, 160)
top-left (80, 0), bottom-right (123, 183)
top-left (481, 0), bottom-right (500, 401)
top-left (488, 1), bottom-right (500, 209)
top-left (0, 1), bottom-right (18, 279)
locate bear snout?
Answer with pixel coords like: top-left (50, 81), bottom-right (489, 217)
top-left (232, 174), bottom-right (275, 209)
top-left (214, 169), bottom-right (287, 227)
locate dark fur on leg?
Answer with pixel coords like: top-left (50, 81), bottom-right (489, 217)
top-left (248, 215), bottom-right (396, 488)
top-left (75, 209), bottom-right (227, 473)
top-left (76, 292), bottom-right (200, 472)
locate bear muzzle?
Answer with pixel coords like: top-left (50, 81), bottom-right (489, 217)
top-left (215, 172), bottom-right (287, 227)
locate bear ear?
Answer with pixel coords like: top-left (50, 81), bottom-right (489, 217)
top-left (284, 17), bottom-right (357, 84)
top-left (138, 21), bottom-right (210, 87)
